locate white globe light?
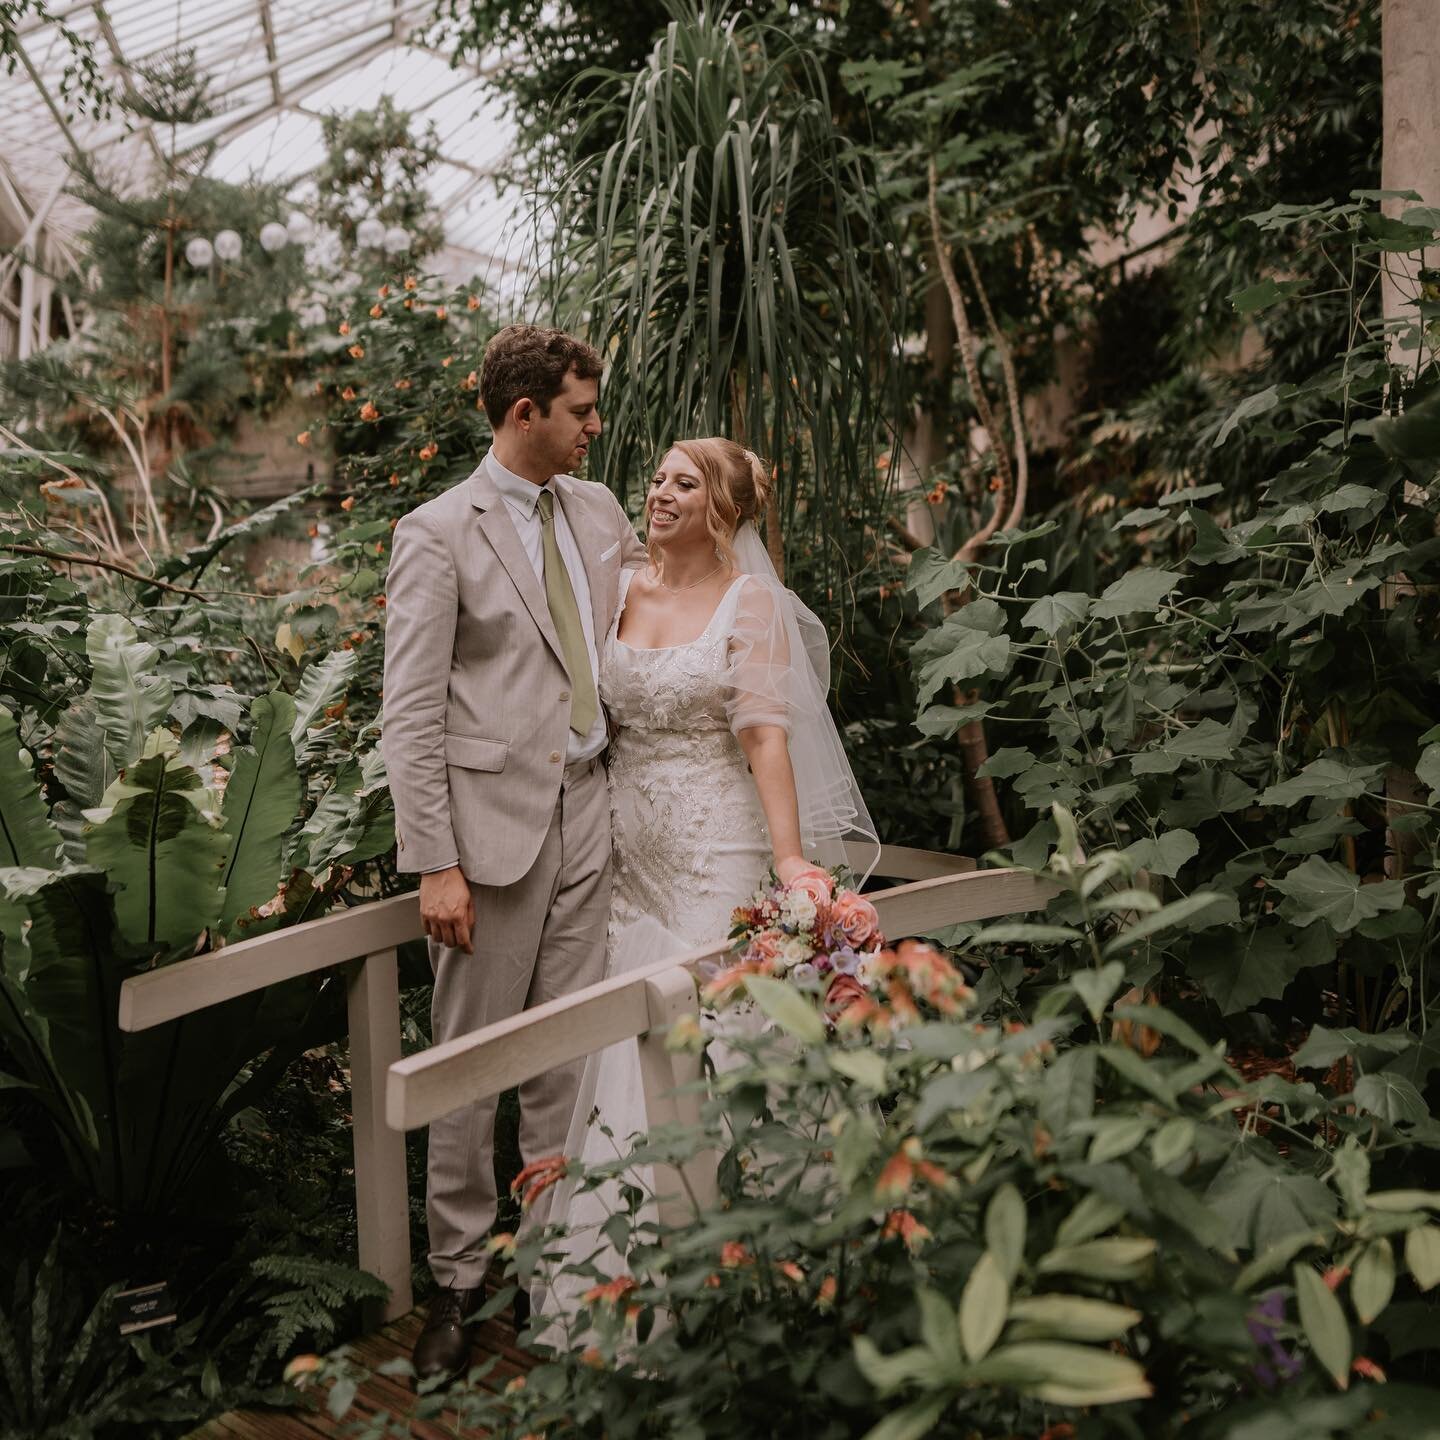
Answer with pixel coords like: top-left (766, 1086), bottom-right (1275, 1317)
top-left (214, 228), bottom-right (242, 261)
top-left (259, 221), bottom-right (290, 253)
top-left (355, 216), bottom-right (386, 248)
top-left (184, 236), bottom-right (214, 267)
top-left (285, 210), bottom-right (313, 242)
top-left (382, 225), bottom-right (411, 254)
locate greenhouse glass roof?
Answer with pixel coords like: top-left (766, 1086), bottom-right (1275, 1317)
top-left (1, 0), bottom-right (524, 281)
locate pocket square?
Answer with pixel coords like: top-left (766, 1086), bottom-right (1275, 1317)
top-left (598, 540), bottom-right (621, 562)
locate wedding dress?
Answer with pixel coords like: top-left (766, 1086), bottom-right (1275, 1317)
top-left (530, 526), bottom-right (876, 1338)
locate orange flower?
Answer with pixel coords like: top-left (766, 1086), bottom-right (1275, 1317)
top-left (467, 294), bottom-right (480, 310)
top-left (823, 973), bottom-right (867, 1024)
top-left (283, 1353), bottom-right (322, 1387)
top-left (403, 298), bottom-right (413, 309)
top-left (1352, 1356), bottom-right (1386, 1383)
top-left (359, 401), bottom-right (380, 422)
top-left (485, 1231), bottom-right (516, 1257)
top-left (306, 524), bottom-right (319, 538)
top-left (816, 1275), bottom-right (837, 1308)
top-left (378, 283), bottom-right (390, 298)
top-left (435, 306), bottom-right (447, 320)
top-left (395, 378), bottom-right (411, 390)
top-left (342, 386), bottom-right (357, 402)
top-left (510, 1154), bottom-right (567, 1210)
top-left (349, 630), bottom-right (366, 644)
top-left (374, 594), bottom-right (387, 608)
top-left (704, 1273), bottom-right (722, 1288)
top-left (776, 1260), bottom-right (805, 1284)
top-left (581, 1347), bottom-right (604, 1368)
top-left (701, 960), bottom-right (763, 1007)
top-left (348, 343), bottom-right (365, 359)
top-left (582, 1275), bottom-right (637, 1306)
top-left (1323, 1265), bottom-right (1351, 1292)
top-left (505, 1376), bottom-right (526, 1394)
top-left (927, 481), bottom-right (948, 504)
top-left (720, 1242), bottom-right (752, 1268)
top-left (373, 541), bottom-right (385, 557)
top-left (442, 355), bottom-right (455, 367)
top-left (418, 442), bottom-right (438, 461)
top-left (340, 496), bottom-right (356, 511)
top-left (881, 1209), bottom-right (932, 1252)
top-left (389, 473), bottom-right (401, 487)
top-left (369, 303), bottom-right (383, 318)
top-left (338, 321), bottom-right (350, 336)
top-left (312, 381), bottom-right (325, 395)
top-left (295, 430), bottom-right (311, 447)
top-left (462, 370), bottom-right (479, 391)
top-left (403, 275), bottom-right (417, 291)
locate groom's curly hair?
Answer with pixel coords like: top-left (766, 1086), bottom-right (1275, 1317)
top-left (479, 325), bottom-right (603, 427)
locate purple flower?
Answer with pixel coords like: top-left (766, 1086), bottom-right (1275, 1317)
top-left (1246, 1288), bottom-right (1303, 1389)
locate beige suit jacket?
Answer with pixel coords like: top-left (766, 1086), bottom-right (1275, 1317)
top-left (381, 458), bottom-right (646, 887)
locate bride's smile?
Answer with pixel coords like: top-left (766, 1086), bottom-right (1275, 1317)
top-left (645, 451), bottom-right (709, 548)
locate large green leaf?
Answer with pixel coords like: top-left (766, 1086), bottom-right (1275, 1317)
top-left (0, 706), bottom-right (61, 869)
top-left (84, 614), bottom-right (173, 773)
top-left (1189, 924), bottom-right (1333, 1014)
top-left (83, 731), bottom-right (229, 951)
top-left (745, 974), bottom-right (825, 1046)
top-left (217, 693), bottom-right (300, 934)
top-left (1293, 1262), bottom-right (1351, 1389)
top-left (1206, 1154), bottom-right (1336, 1252)
top-left (51, 696), bottom-right (117, 809)
top-left (1090, 568), bottom-right (1184, 620)
top-left (1271, 857), bottom-right (1406, 933)
top-left (289, 649), bottom-right (359, 765)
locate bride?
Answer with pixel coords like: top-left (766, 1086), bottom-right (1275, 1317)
top-left (530, 436), bottom-right (876, 1331)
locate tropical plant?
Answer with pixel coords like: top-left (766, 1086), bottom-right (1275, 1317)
top-left (313, 821), bottom-right (1440, 1438)
top-left (543, 9), bottom-right (906, 578)
top-left (907, 198), bottom-right (1440, 1042)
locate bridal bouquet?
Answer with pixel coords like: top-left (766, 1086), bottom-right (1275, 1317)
top-left (703, 865), bottom-right (973, 1029)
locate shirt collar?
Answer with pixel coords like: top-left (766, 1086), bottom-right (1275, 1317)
top-left (485, 450), bottom-right (554, 520)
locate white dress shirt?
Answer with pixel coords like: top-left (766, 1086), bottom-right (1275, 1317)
top-left (485, 451), bottom-right (608, 765)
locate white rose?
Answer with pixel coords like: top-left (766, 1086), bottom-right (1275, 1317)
top-left (783, 892), bottom-right (817, 929)
top-left (778, 937), bottom-right (812, 971)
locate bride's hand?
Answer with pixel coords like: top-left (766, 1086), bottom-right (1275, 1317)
top-left (776, 855), bottom-right (823, 888)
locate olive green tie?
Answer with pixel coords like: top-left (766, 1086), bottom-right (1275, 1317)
top-left (536, 489), bottom-right (599, 738)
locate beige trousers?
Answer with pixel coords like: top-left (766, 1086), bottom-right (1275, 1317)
top-left (426, 757), bottom-right (610, 1288)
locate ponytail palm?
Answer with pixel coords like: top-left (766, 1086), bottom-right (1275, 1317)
top-left (547, 10), bottom-right (904, 577)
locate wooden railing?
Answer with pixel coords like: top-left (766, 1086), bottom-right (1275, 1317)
top-left (116, 843), bottom-right (1058, 1322)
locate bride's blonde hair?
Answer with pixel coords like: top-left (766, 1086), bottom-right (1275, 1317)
top-left (666, 437), bottom-right (774, 569)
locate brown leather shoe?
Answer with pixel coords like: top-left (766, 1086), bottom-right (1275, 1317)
top-left (413, 1285), bottom-right (483, 1384)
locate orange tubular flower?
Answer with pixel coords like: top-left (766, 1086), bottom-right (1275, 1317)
top-left (720, 1242), bottom-right (753, 1269)
top-left (510, 1155), bottom-right (568, 1211)
top-left (467, 294), bottom-right (480, 310)
top-left (342, 386), bottom-right (357, 402)
top-left (295, 430), bottom-right (311, 447)
top-left (582, 1275), bottom-right (637, 1306)
top-left (348, 344), bottom-right (365, 359)
top-left (339, 496), bottom-right (355, 511)
top-left (700, 960), bottom-right (763, 1007)
top-left (881, 1209), bottom-right (933, 1252)
top-left (338, 321), bottom-right (350, 336)
top-left (395, 378), bottom-right (411, 390)
top-left (816, 1275), bottom-right (837, 1308)
top-left (403, 275), bottom-right (417, 291)
top-left (418, 442), bottom-right (438, 461)
top-left (776, 1260), bottom-right (805, 1284)
top-left (359, 401), bottom-right (380, 422)
top-left (435, 306), bottom-right (447, 320)
top-left (1352, 1356), bottom-right (1387, 1383)
top-left (369, 304), bottom-right (383, 319)
top-left (874, 1140), bottom-right (919, 1205)
top-left (485, 1232), bottom-right (517, 1258)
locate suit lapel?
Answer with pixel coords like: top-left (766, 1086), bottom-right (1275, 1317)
top-left (554, 477), bottom-right (610, 642)
top-left (468, 462), bottom-right (564, 663)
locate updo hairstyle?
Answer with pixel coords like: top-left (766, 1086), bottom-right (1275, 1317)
top-left (667, 436), bottom-right (774, 568)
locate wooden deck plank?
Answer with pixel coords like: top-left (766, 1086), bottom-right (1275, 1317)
top-left (187, 1308), bottom-right (535, 1440)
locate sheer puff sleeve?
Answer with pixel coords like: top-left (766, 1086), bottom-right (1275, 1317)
top-left (719, 564), bottom-right (878, 875)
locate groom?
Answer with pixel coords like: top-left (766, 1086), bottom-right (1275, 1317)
top-left (381, 324), bottom-right (644, 1380)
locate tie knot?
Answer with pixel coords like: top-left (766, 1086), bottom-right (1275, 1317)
top-left (537, 488), bottom-right (554, 523)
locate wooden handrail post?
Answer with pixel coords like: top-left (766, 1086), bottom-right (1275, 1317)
top-left (348, 948), bottom-right (412, 1323)
top-left (637, 968), bottom-right (719, 1229)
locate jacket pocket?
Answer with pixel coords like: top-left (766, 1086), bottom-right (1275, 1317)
top-left (444, 732), bottom-right (508, 771)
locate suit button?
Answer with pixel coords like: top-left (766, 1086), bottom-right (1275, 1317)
top-left (550, 751), bottom-right (561, 763)
top-left (559, 690), bottom-right (570, 702)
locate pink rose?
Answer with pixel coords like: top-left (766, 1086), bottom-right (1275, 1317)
top-left (830, 890), bottom-right (880, 948)
top-left (787, 866), bottom-right (834, 908)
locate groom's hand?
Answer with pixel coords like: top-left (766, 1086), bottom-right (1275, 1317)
top-left (420, 866), bottom-right (474, 953)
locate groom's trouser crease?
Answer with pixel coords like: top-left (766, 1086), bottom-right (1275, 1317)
top-left (426, 756), bottom-right (610, 1288)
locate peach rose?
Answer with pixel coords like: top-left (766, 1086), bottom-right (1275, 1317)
top-left (745, 928), bottom-right (785, 967)
top-left (831, 890), bottom-right (880, 948)
top-left (788, 866), bottom-right (833, 909)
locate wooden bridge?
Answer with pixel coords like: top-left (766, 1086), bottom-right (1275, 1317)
top-left (121, 844), bottom-right (1059, 1437)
